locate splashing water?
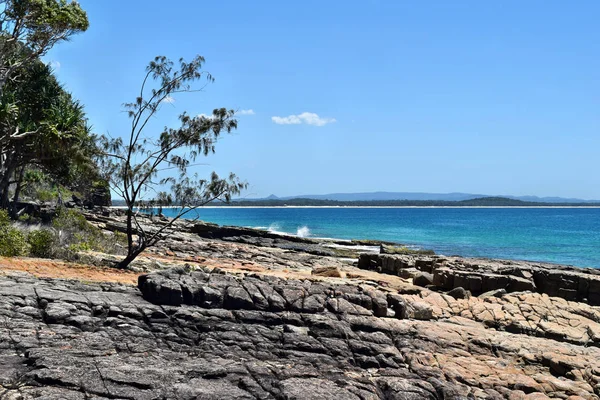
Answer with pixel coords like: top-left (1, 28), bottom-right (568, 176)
top-left (296, 226), bottom-right (311, 238)
top-left (267, 223), bottom-right (284, 234)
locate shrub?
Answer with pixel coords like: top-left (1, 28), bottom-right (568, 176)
top-left (51, 208), bottom-right (127, 259)
top-left (27, 229), bottom-right (56, 258)
top-left (18, 213), bottom-right (30, 222)
top-left (36, 189), bottom-right (56, 202)
top-left (381, 244), bottom-right (435, 256)
top-left (0, 210), bottom-right (29, 257)
top-left (52, 208), bottom-right (91, 232)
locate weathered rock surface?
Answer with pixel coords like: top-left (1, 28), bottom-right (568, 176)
top-left (2, 265), bottom-right (600, 399)
top-left (359, 253), bottom-right (600, 305)
top-left (87, 212), bottom-right (366, 258)
top-left (5, 211), bottom-right (600, 398)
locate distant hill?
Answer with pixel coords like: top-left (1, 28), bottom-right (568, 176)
top-left (222, 197), bottom-right (600, 207)
top-left (238, 192), bottom-right (600, 204)
top-left (112, 196), bottom-right (600, 207)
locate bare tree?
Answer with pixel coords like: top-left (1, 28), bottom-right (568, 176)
top-left (100, 55), bottom-right (246, 269)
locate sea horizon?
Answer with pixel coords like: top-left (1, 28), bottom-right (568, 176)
top-left (116, 205), bottom-right (600, 209)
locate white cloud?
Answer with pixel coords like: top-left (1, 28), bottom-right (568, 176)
top-left (271, 112), bottom-right (336, 127)
top-left (161, 95), bottom-right (175, 104)
top-left (197, 113), bottom-right (215, 120)
top-left (48, 60), bottom-right (61, 71)
top-left (238, 109), bottom-right (255, 115)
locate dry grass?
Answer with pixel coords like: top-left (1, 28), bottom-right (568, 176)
top-left (0, 256), bottom-right (140, 285)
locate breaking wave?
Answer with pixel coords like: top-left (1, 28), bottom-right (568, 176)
top-left (267, 223), bottom-right (286, 235)
top-left (296, 226), bottom-right (311, 238)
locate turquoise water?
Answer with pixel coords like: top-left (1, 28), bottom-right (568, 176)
top-left (159, 207), bottom-right (600, 268)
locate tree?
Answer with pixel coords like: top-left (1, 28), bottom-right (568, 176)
top-left (0, 58), bottom-right (95, 210)
top-left (0, 0), bottom-right (89, 210)
top-left (100, 55), bottom-right (246, 269)
top-left (0, 0), bottom-right (88, 96)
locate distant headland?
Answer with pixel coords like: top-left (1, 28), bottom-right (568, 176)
top-left (240, 191), bottom-right (600, 204)
top-left (112, 193), bottom-right (600, 207)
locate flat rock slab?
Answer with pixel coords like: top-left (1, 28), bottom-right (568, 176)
top-left (0, 268), bottom-right (599, 399)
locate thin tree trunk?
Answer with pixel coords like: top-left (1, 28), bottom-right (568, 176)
top-left (56, 184), bottom-right (63, 207)
top-left (0, 155), bottom-right (16, 210)
top-left (116, 208), bottom-right (145, 269)
top-left (115, 246), bottom-right (144, 269)
top-left (10, 165), bottom-right (24, 218)
top-left (126, 209), bottom-right (134, 254)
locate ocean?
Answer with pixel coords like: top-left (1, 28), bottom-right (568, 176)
top-left (158, 207), bottom-right (600, 268)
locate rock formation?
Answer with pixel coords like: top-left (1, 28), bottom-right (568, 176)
top-left (358, 253), bottom-right (600, 305)
top-left (2, 215), bottom-right (600, 398)
top-left (0, 261), bottom-right (599, 399)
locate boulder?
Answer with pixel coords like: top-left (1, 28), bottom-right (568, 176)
top-left (413, 272), bottom-right (434, 288)
top-left (447, 287), bottom-right (470, 300)
top-left (312, 266), bottom-right (343, 278)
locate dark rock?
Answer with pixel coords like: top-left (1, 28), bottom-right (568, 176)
top-left (224, 286), bottom-right (254, 310)
top-left (0, 262), bottom-right (598, 399)
top-left (363, 254), bottom-right (596, 304)
top-left (138, 274), bottom-right (183, 306)
top-left (279, 378), bottom-right (361, 400)
top-left (358, 253), bottom-right (381, 270)
top-left (479, 288), bottom-right (507, 298)
top-left (413, 272), bottom-right (433, 287)
top-left (447, 287), bottom-right (470, 300)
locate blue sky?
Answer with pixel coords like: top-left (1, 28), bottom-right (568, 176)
top-left (46, 0), bottom-right (600, 199)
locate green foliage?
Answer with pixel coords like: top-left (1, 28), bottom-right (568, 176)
top-left (0, 209), bottom-right (128, 260)
top-left (52, 207), bottom-right (96, 246)
top-left (0, 1), bottom-right (98, 210)
top-left (30, 185), bottom-right (72, 202)
top-left (35, 189), bottom-right (54, 202)
top-left (381, 244), bottom-right (435, 256)
top-left (51, 208), bottom-right (126, 259)
top-left (27, 229), bottom-right (55, 258)
top-left (0, 58), bottom-right (96, 209)
top-left (17, 212), bottom-right (30, 222)
top-left (1, 0), bottom-right (89, 62)
top-left (112, 230), bottom-right (127, 245)
top-left (0, 210), bottom-right (28, 256)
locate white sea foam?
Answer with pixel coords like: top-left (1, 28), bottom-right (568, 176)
top-left (323, 243), bottom-right (379, 253)
top-left (267, 223), bottom-right (287, 235)
top-left (296, 226), bottom-right (311, 237)
top-left (267, 223), bottom-right (280, 232)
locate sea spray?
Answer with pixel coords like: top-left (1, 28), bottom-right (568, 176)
top-left (267, 223), bottom-right (283, 234)
top-left (296, 226), bottom-right (311, 237)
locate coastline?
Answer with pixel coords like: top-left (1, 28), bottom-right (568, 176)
top-left (2, 210), bottom-right (600, 398)
top-left (111, 205), bottom-right (600, 209)
top-left (114, 206), bottom-right (600, 269)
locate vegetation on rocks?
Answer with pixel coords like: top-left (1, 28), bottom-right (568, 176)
top-left (50, 208), bottom-right (126, 258)
top-left (0, 209), bottom-right (28, 256)
top-left (380, 243), bottom-right (435, 256)
top-left (0, 206), bottom-right (126, 259)
top-left (26, 228), bottom-right (54, 258)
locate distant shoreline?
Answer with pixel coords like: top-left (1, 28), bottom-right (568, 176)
top-left (111, 205), bottom-right (600, 209)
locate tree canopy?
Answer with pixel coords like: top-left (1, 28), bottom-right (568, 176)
top-left (0, 0), bottom-right (88, 95)
top-left (0, 0), bottom-right (96, 212)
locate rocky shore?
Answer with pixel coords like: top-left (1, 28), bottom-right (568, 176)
top-left (1, 213), bottom-right (600, 399)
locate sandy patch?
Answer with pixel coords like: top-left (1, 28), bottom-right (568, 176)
top-left (0, 257), bottom-right (140, 285)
